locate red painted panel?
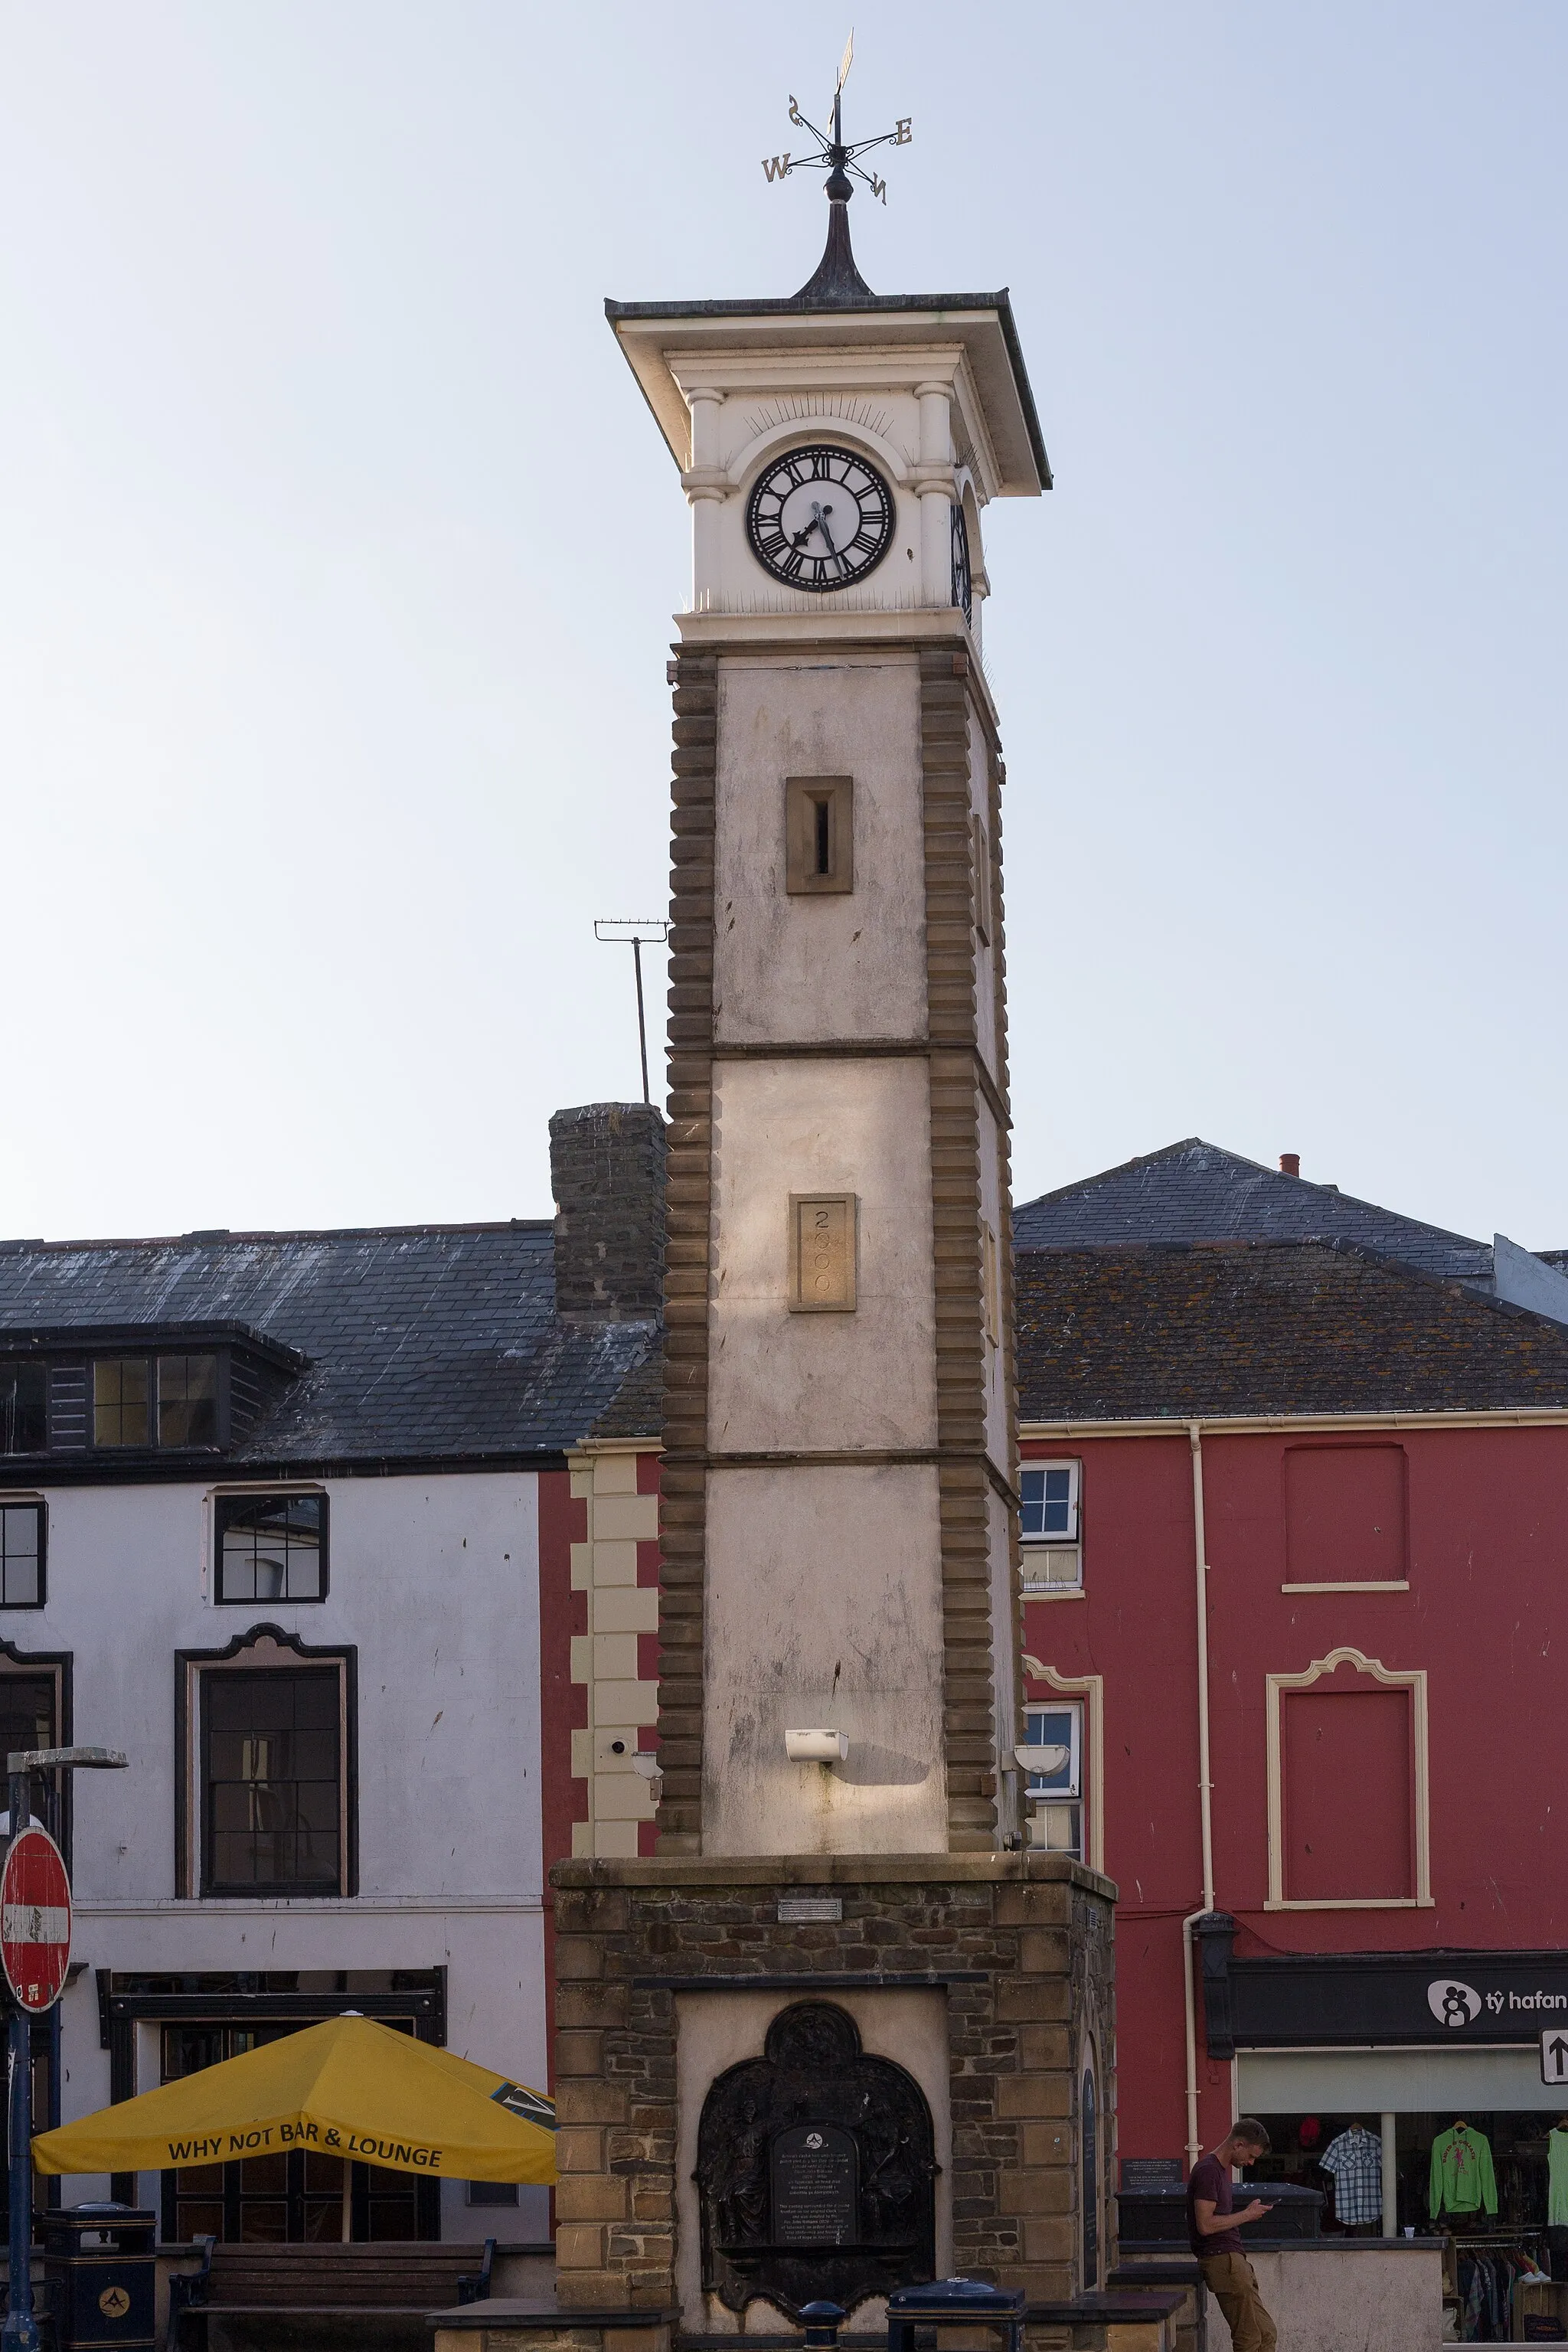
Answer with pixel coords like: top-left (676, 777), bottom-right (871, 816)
top-left (1284, 1444), bottom-right (1406, 1583)
top-left (1282, 1680), bottom-right (1413, 1901)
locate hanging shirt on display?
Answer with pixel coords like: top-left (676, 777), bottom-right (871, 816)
top-left (1549, 2127), bottom-right (1568, 2229)
top-left (1321, 2126), bottom-right (1383, 2226)
top-left (1429, 2123), bottom-right (1498, 2220)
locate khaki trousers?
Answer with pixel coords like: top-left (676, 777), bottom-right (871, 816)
top-left (1200, 2252), bottom-right (1278, 2352)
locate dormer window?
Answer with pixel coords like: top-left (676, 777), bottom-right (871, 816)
top-left (0, 1325), bottom-right (304, 1460)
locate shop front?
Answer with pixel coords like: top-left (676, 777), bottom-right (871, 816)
top-left (96, 1968), bottom-right (448, 2243)
top-left (1200, 1924), bottom-right (1568, 2336)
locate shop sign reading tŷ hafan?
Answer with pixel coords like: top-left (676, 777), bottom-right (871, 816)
top-left (1214, 1946), bottom-right (1568, 2049)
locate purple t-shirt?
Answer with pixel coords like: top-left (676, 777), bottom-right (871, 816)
top-left (1187, 2152), bottom-right (1243, 2257)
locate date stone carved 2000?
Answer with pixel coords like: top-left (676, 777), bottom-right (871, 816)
top-left (695, 2002), bottom-right (938, 2318)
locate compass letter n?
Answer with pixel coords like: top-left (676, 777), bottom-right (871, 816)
top-left (762, 153), bottom-right (792, 182)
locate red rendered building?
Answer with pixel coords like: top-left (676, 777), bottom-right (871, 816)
top-left (1013, 1142), bottom-right (1568, 2245)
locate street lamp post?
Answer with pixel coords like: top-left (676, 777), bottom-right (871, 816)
top-left (2, 1746), bottom-right (127, 2352)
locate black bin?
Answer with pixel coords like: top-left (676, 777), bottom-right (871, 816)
top-left (887, 2278), bottom-right (1025, 2352)
top-left (1116, 2179), bottom-right (1325, 2251)
top-left (42, 2204), bottom-right (156, 2352)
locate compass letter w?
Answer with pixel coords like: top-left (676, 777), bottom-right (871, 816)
top-left (762, 153), bottom-right (792, 182)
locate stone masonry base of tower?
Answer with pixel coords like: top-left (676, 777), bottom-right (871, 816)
top-left (550, 1853), bottom-right (1116, 2338)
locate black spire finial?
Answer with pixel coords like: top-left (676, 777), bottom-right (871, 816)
top-left (761, 47), bottom-right (911, 307)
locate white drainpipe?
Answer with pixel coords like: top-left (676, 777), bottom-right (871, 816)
top-left (1184, 1422), bottom-right (1217, 2167)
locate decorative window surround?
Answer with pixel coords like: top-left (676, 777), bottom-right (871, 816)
top-left (1265, 1645), bottom-right (1431, 1911)
top-left (1022, 1654), bottom-right (1106, 1877)
top-left (175, 1623), bottom-right (358, 1900)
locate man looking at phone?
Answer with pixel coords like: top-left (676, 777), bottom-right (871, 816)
top-left (1187, 2118), bottom-right (1278, 2352)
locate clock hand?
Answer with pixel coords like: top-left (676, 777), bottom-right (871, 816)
top-left (791, 500), bottom-right (841, 549)
top-left (811, 502), bottom-right (851, 578)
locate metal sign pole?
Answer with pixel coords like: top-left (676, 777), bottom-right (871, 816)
top-left (2, 1768), bottom-right (37, 2352)
top-left (631, 936), bottom-right (650, 1106)
top-left (0, 1746), bottom-right (126, 2352)
top-left (593, 921), bottom-right (669, 1110)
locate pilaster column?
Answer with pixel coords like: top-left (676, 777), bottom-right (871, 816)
top-left (912, 380), bottom-right (956, 609)
top-left (683, 387), bottom-right (726, 612)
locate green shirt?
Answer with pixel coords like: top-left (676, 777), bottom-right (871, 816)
top-left (1549, 2128), bottom-right (1568, 2228)
top-left (1429, 2124), bottom-right (1498, 2220)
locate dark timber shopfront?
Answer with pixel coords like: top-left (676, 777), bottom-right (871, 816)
top-left (1202, 1926), bottom-right (1568, 2253)
top-left (97, 1968), bottom-right (446, 2242)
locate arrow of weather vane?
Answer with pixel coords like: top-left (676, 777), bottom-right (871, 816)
top-left (762, 31), bottom-right (911, 206)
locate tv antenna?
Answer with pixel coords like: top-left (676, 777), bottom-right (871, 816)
top-left (761, 31), bottom-right (911, 207)
top-left (594, 920), bottom-right (669, 1106)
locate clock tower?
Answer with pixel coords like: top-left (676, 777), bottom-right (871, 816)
top-left (549, 146), bottom-right (1117, 2337)
top-left (607, 170), bottom-right (1048, 1862)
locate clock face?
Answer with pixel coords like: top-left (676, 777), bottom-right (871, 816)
top-left (950, 500), bottom-right (972, 622)
top-left (746, 444), bottom-right (895, 593)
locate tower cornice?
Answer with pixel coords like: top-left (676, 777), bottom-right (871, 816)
top-left (606, 292), bottom-right (1049, 496)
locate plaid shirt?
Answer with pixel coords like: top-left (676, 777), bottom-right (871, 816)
top-left (1321, 2128), bottom-right (1383, 2225)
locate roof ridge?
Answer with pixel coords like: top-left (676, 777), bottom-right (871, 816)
top-left (0, 1218), bottom-right (554, 1256)
top-left (1019, 1136), bottom-right (1237, 1210)
top-left (1014, 1138), bottom-right (1487, 1256)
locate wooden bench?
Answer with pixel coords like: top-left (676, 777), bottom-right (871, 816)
top-left (166, 2237), bottom-right (495, 2350)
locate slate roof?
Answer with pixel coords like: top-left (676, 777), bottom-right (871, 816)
top-left (1015, 1241), bottom-right (1568, 1423)
top-left (1012, 1139), bottom-right (1495, 1283)
top-left (0, 1223), bottom-right (660, 1470)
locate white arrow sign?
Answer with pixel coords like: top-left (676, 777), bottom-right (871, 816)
top-left (1540, 2027), bottom-right (1568, 2086)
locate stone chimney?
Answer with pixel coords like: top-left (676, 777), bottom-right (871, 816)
top-left (549, 1102), bottom-right (667, 1321)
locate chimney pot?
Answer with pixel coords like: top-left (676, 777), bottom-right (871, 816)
top-left (1279, 1152), bottom-right (1301, 1178)
top-left (549, 1102), bottom-right (667, 1321)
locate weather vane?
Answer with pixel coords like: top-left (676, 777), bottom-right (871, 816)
top-left (762, 31), bottom-right (911, 207)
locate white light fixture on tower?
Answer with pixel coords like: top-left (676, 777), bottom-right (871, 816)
top-left (785, 1729), bottom-right (849, 1764)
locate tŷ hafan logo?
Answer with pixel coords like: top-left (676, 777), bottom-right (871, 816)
top-left (1429, 1979), bottom-right (1483, 2029)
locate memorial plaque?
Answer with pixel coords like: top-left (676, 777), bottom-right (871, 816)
top-left (695, 1999), bottom-right (936, 2319)
top-left (1122, 2157), bottom-right (1184, 2190)
top-left (789, 1194), bottom-right (857, 1312)
top-left (772, 2124), bottom-right (858, 2246)
top-left (778, 1896), bottom-right (841, 1923)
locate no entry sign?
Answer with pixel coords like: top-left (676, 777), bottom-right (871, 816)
top-left (1, 1826), bottom-right (71, 2013)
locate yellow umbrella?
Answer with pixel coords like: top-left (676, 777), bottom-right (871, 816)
top-left (31, 2014), bottom-right (556, 2184)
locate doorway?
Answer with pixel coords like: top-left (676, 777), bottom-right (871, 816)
top-left (160, 2021), bottom-right (426, 2243)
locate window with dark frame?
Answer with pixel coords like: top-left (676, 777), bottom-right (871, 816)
top-left (202, 1667), bottom-right (341, 1896)
top-left (0, 1506), bottom-right (44, 1609)
top-left (90, 1354), bottom-right (223, 1451)
top-left (215, 1495), bottom-right (326, 1605)
top-left (0, 1677), bottom-right (55, 1779)
top-left (93, 1358), bottom-right (150, 1448)
top-left (158, 1354), bottom-right (219, 1448)
top-left (0, 1365), bottom-right (46, 1456)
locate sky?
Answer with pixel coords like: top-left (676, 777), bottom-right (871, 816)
top-left (2, 3), bottom-right (1566, 1249)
